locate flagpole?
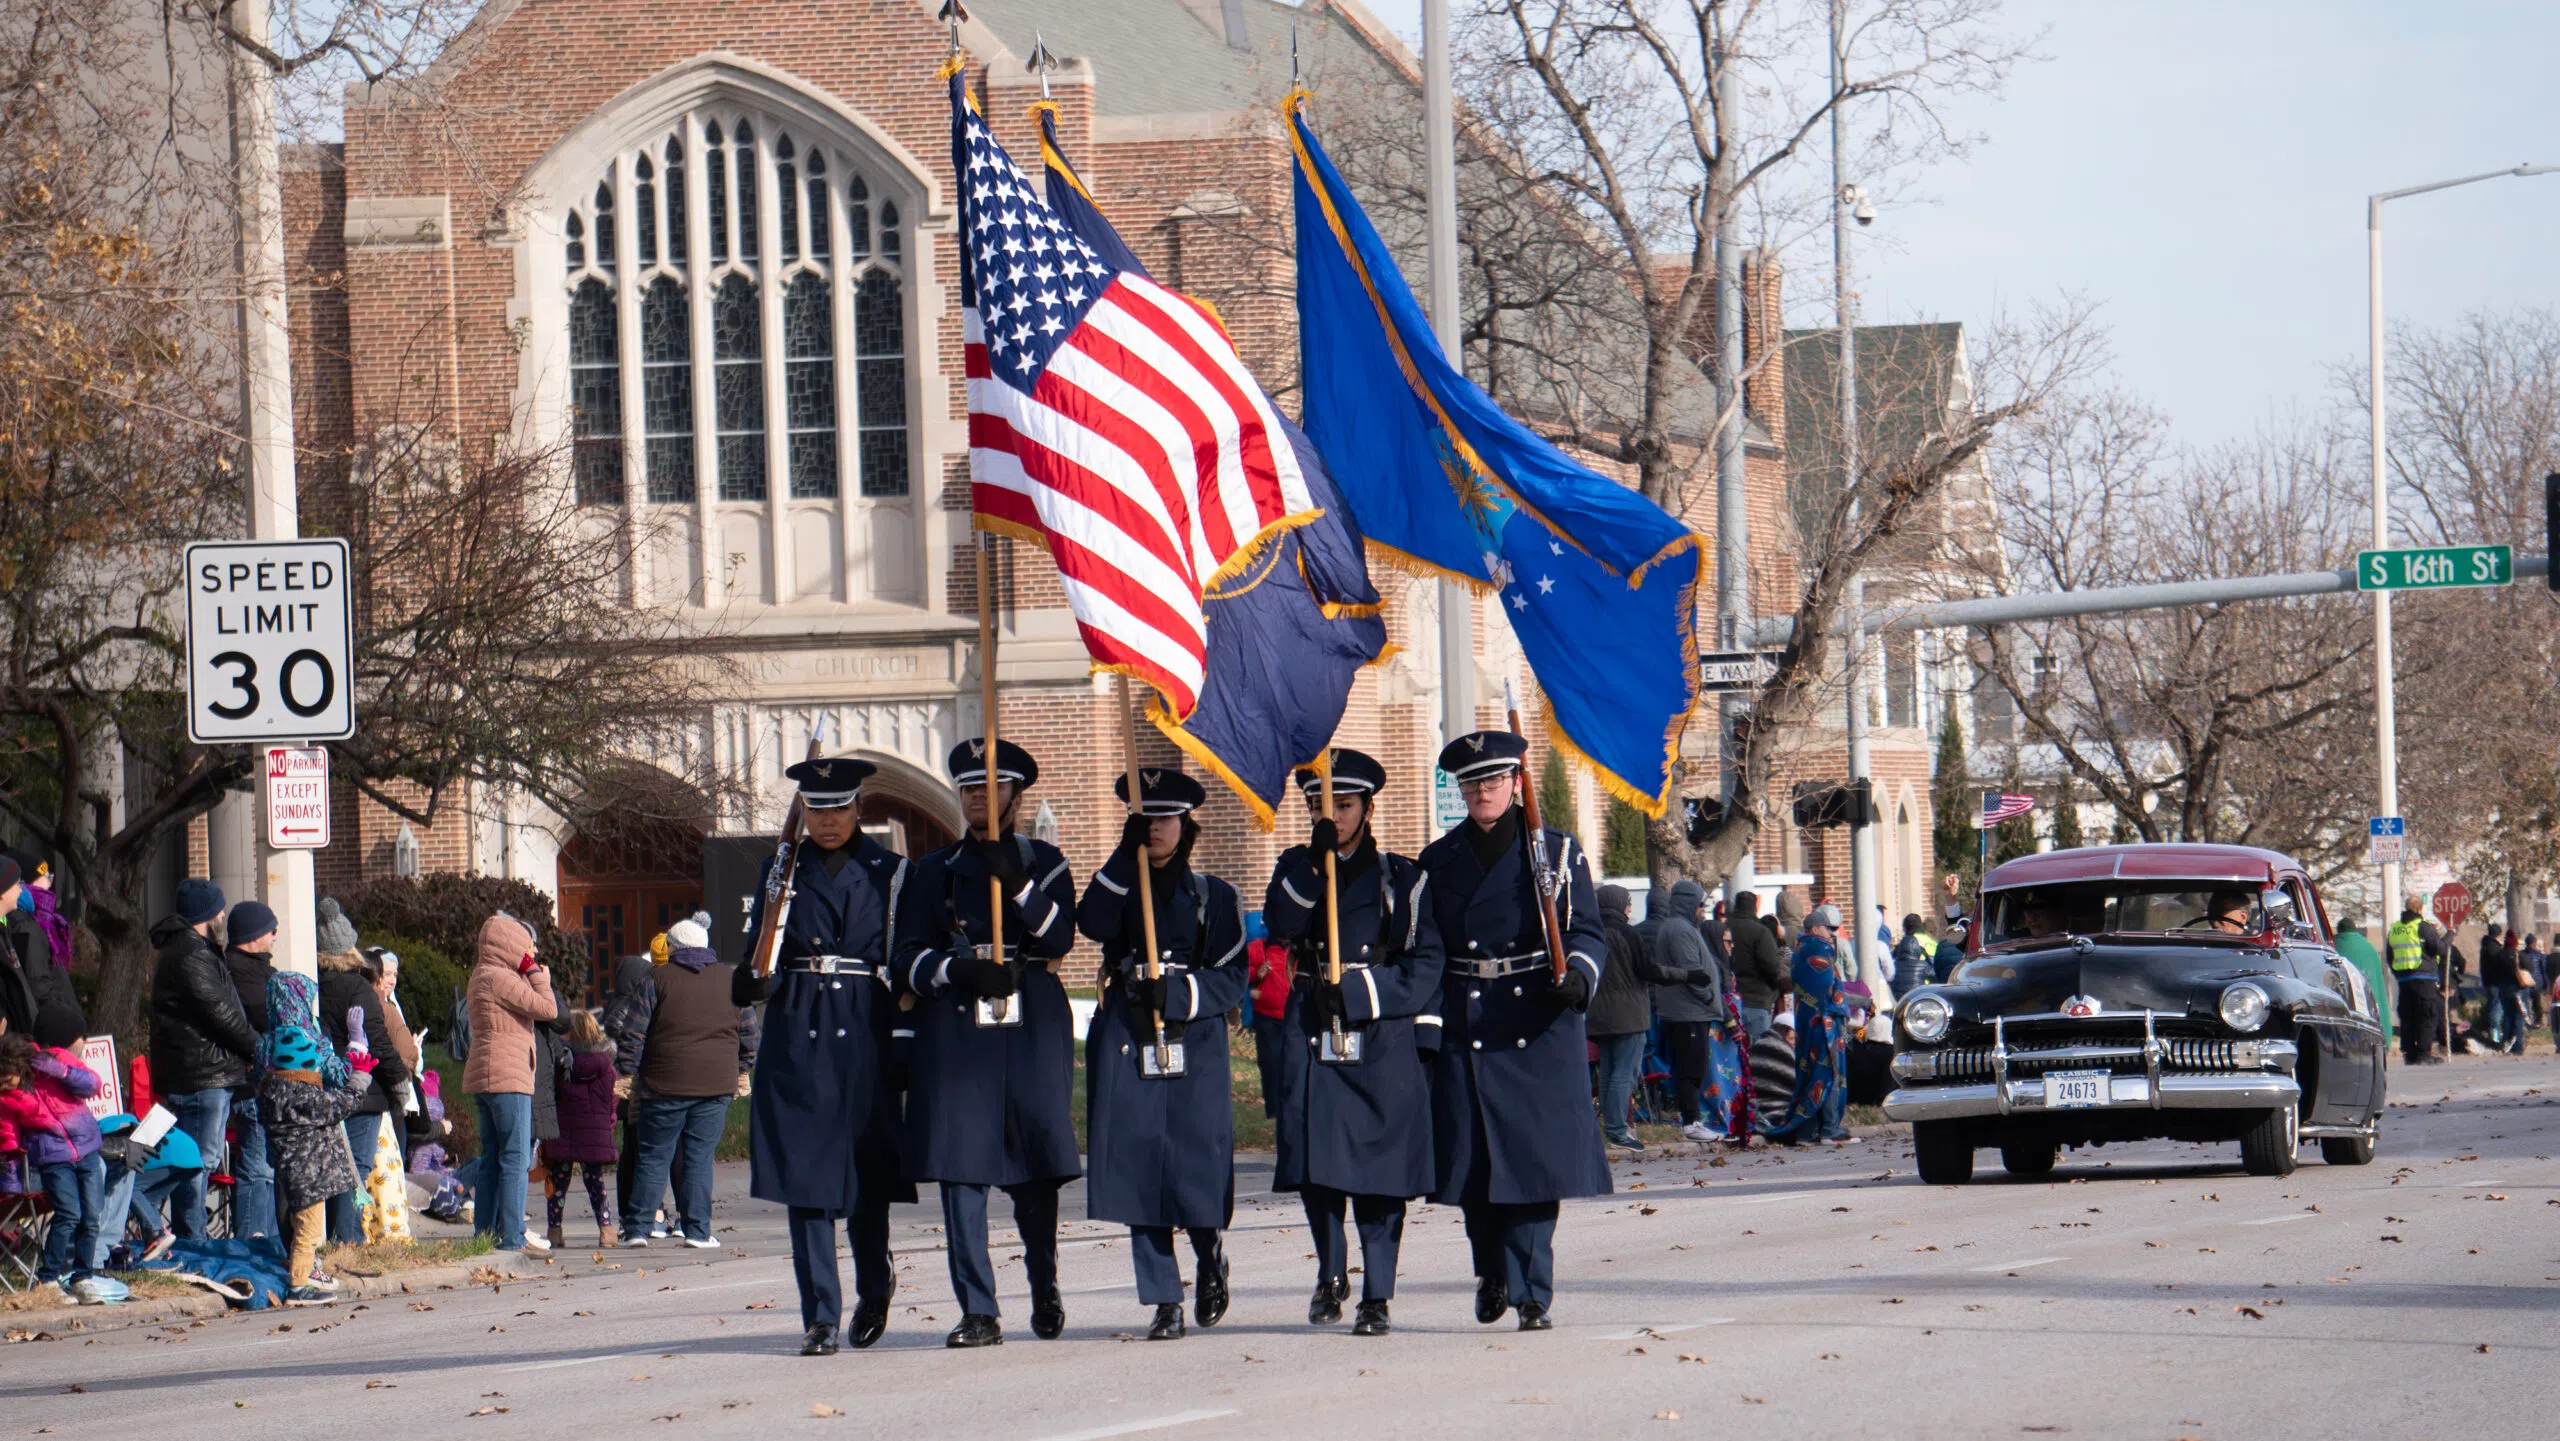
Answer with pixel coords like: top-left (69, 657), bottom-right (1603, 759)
top-left (977, 531), bottom-right (1007, 1002)
top-left (1320, 753), bottom-right (1348, 1059)
top-left (1423, 0), bottom-right (1474, 782)
top-left (1120, 675), bottom-right (1171, 1074)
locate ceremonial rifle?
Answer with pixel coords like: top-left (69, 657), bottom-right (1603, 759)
top-left (1504, 678), bottom-right (1569, 982)
top-left (1119, 675), bottom-right (1176, 1075)
top-left (749, 730), bottom-right (828, 979)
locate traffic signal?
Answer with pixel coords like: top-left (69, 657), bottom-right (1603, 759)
top-left (1790, 778), bottom-right (1876, 830)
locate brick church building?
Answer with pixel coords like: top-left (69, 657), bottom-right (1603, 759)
top-left (212, 0), bottom-right (1943, 977)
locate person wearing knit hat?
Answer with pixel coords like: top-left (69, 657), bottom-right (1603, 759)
top-left (621, 900), bottom-right (744, 1258)
top-left (221, 900), bottom-right (283, 1240)
top-left (316, 897), bottom-right (410, 1244)
top-left (143, 877), bottom-right (255, 1240)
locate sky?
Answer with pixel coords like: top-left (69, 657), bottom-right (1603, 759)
top-left (1357, 0), bottom-right (2560, 447)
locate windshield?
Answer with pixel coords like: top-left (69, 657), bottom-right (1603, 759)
top-left (1981, 881), bottom-right (2273, 946)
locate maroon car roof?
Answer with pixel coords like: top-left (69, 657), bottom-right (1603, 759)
top-left (1982, 843), bottom-right (2291, 890)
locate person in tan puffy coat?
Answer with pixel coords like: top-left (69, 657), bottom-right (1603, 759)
top-left (464, 912), bottom-right (556, 1252)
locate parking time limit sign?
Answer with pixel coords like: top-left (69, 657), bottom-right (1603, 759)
top-left (183, 539), bottom-right (355, 744)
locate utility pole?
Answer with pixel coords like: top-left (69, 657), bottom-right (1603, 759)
top-left (1424, 0), bottom-right (1475, 801)
top-left (1833, 2), bottom-right (1887, 1020)
top-left (231, 0), bottom-right (316, 981)
top-left (1712, 48), bottom-right (1755, 908)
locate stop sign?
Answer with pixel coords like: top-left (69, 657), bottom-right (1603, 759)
top-left (2432, 882), bottom-right (2473, 931)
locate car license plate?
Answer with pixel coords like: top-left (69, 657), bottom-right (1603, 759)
top-left (2043, 1069), bottom-right (2108, 1109)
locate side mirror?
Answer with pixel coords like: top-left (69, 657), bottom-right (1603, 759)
top-left (2259, 887), bottom-right (2295, 927)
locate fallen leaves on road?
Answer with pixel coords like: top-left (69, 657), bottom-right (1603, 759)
top-left (1638, 1205), bottom-right (1660, 1216)
top-left (629, 1373), bottom-right (650, 1382)
top-left (2233, 1306), bottom-right (2265, 1320)
top-left (365, 1381), bottom-right (395, 1390)
top-left (1914, 1245), bottom-right (1938, 1252)
top-left (1507, 1396), bottom-right (1551, 1405)
top-left (1883, 1297), bottom-right (1904, 1304)
top-left (1831, 1206), bottom-right (1851, 1213)
top-left (1678, 1354), bottom-right (1708, 1365)
top-left (1655, 1411), bottom-right (1680, 1421)
top-left (2485, 1193), bottom-right (2509, 1201)
top-left (408, 1302), bottom-right (435, 1311)
top-left (467, 1407), bottom-right (509, 1417)
top-left (1740, 1395), bottom-right (1767, 1405)
top-left (2380, 1235), bottom-right (2403, 1243)
top-left (468, 1267), bottom-right (509, 1287)
top-left (811, 1404), bottom-right (844, 1417)
top-left (2476, 1344), bottom-right (2491, 1354)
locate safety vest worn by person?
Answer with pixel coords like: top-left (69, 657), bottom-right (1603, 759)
top-left (2388, 916), bottom-right (2426, 973)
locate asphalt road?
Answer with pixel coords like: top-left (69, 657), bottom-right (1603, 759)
top-left (7, 1051), bottom-right (2557, 1440)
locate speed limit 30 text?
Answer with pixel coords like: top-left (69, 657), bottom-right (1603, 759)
top-left (196, 557), bottom-right (338, 634)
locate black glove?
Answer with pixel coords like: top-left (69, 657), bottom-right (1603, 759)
top-left (1118, 812), bottom-right (1153, 856)
top-left (1552, 962), bottom-right (1593, 1009)
top-left (1307, 817), bottom-right (1340, 859)
top-left (970, 837), bottom-right (1029, 892)
top-left (949, 951), bottom-right (1019, 999)
top-left (1303, 979), bottom-right (1347, 1030)
top-left (1123, 969), bottom-right (1165, 1015)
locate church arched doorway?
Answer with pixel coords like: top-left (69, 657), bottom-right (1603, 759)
top-left (558, 767), bottom-right (710, 1002)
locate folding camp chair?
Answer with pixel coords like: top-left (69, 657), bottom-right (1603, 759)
top-left (0, 1151), bottom-right (50, 1293)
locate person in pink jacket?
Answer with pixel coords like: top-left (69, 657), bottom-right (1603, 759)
top-left (0, 1025), bottom-right (111, 1300)
top-left (464, 912), bottom-right (557, 1252)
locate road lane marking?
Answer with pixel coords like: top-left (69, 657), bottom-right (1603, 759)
top-left (1734, 1192), bottom-right (1828, 1205)
top-left (1025, 1410), bottom-right (1240, 1441)
top-left (2238, 1212), bottom-right (2323, 1226)
top-left (1967, 1256), bottom-right (2068, 1273)
top-left (1599, 1318), bottom-right (1733, 1340)
top-left (505, 1347), bottom-right (696, 1373)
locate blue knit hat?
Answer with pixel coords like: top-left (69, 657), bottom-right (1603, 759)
top-left (227, 900), bottom-right (277, 945)
top-left (174, 877), bottom-right (226, 926)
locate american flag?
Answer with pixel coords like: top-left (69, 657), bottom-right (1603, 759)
top-left (1977, 792), bottom-right (2037, 828)
top-left (951, 73), bottom-right (1314, 717)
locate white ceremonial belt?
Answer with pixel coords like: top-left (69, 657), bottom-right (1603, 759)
top-left (786, 955), bottom-right (874, 977)
top-left (1452, 953), bottom-right (1546, 979)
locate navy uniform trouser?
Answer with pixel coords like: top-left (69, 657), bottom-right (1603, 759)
top-left (940, 1180), bottom-right (1063, 1317)
top-left (1463, 1200), bottom-right (1560, 1310)
top-left (1304, 1186), bottom-right (1405, 1301)
top-left (1128, 1225), bottom-right (1223, 1306)
top-left (789, 1203), bottom-right (892, 1332)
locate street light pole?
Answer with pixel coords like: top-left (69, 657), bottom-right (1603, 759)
top-left (2365, 163), bottom-right (2553, 927)
top-left (1832, 2), bottom-right (1887, 1020)
top-left (1423, 0), bottom-right (1474, 769)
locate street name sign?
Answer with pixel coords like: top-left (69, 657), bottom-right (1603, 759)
top-left (2368, 816), bottom-right (2406, 866)
top-left (2355, 544), bottom-right (2512, 591)
top-left (1699, 649), bottom-right (1781, 693)
top-left (184, 539), bottom-right (355, 743)
top-left (264, 745), bottom-right (331, 849)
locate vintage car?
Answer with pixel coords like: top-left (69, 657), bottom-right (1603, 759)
top-left (1884, 843), bottom-right (2385, 1184)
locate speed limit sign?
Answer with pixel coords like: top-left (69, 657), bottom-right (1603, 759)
top-left (183, 539), bottom-right (355, 743)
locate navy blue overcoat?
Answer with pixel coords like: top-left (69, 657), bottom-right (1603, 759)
top-left (891, 835), bottom-right (1082, 1187)
top-left (735, 835), bottom-right (916, 1213)
top-left (1417, 821), bottom-right (1613, 1206)
top-left (1262, 844), bottom-right (1445, 1198)
top-left (1076, 851), bottom-right (1247, 1230)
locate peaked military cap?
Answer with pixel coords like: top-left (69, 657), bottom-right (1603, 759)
top-left (947, 736), bottom-right (1039, 789)
top-left (784, 755), bottom-right (876, 810)
top-left (1294, 747), bottom-right (1389, 798)
top-left (1438, 729), bottom-right (1530, 783)
top-left (1114, 765), bottom-right (1207, 816)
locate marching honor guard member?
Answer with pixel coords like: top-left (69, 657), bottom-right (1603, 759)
top-left (893, 738), bottom-right (1080, 1348)
top-left (1416, 731), bottom-right (1610, 1331)
top-left (1263, 748), bottom-right (1445, 1337)
top-left (736, 756), bottom-right (916, 1357)
top-left (1075, 766), bottom-right (1247, 1341)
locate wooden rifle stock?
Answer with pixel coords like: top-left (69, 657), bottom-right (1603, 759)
top-left (749, 732), bottom-right (828, 979)
top-left (1504, 679), bottom-right (1569, 982)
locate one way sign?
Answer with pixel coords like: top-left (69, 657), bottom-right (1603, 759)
top-left (1699, 649), bottom-right (1780, 693)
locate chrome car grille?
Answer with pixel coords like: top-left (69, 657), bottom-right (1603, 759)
top-left (1892, 1013), bottom-right (2298, 1086)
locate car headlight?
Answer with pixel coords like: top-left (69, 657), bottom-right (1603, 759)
top-left (2218, 981), bottom-right (2271, 1034)
top-left (1902, 993), bottom-right (1952, 1045)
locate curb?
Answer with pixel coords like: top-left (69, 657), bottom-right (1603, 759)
top-left (2, 1247), bottom-right (553, 1340)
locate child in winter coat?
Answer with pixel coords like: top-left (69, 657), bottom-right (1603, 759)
top-left (257, 971), bottom-right (374, 1305)
top-left (541, 1010), bottom-right (620, 1248)
top-left (0, 1027), bottom-right (109, 1300)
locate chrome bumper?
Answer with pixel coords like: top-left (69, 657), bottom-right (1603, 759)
top-left (1883, 1072), bottom-right (2300, 1123)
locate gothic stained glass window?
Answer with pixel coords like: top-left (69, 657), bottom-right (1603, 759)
top-left (777, 135), bottom-right (799, 262)
top-left (635, 154), bottom-right (656, 265)
top-left (559, 109), bottom-right (917, 598)
top-left (734, 121), bottom-right (759, 261)
top-left (784, 272), bottom-right (835, 499)
top-left (641, 276), bottom-right (693, 503)
top-left (662, 137), bottom-right (686, 263)
top-left (712, 273), bottom-right (765, 501)
top-left (569, 279), bottom-right (622, 504)
top-left (854, 269), bottom-right (907, 497)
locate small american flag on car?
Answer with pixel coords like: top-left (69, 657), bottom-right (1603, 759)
top-left (1976, 792), bottom-right (2036, 828)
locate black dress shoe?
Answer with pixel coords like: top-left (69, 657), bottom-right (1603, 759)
top-left (945, 1313), bottom-right (1003, 1348)
top-left (1194, 1247), bottom-right (1230, 1328)
top-left (1474, 1277), bottom-right (1510, 1325)
top-left (1147, 1302), bottom-right (1187, 1340)
top-left (1031, 1285), bottom-right (1066, 1340)
top-left (800, 1324), bottom-right (839, 1356)
top-left (1308, 1276), bottom-right (1348, 1325)
top-left (1352, 1298), bottom-right (1391, 1336)
top-left (1516, 1301), bottom-right (1552, 1331)
top-left (847, 1296), bottom-right (890, 1350)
